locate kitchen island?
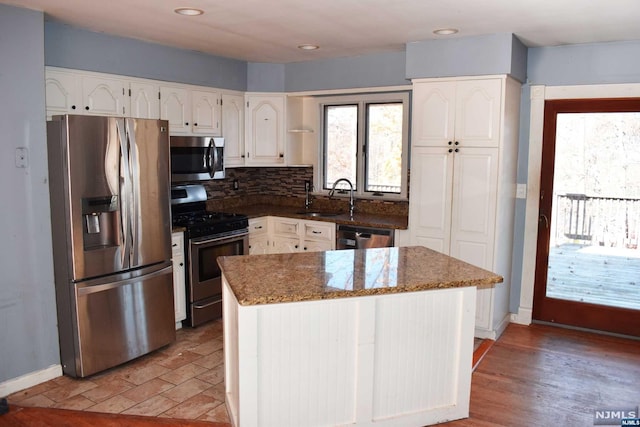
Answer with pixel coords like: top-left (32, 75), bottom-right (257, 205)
top-left (218, 246), bottom-right (502, 427)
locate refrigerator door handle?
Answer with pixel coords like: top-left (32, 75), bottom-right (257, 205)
top-left (126, 118), bottom-right (140, 266)
top-left (116, 119), bottom-right (131, 268)
top-left (76, 265), bottom-right (173, 296)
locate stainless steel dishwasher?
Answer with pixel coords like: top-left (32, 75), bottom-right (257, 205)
top-left (336, 224), bottom-right (394, 249)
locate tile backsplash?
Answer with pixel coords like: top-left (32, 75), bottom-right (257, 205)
top-left (202, 166), bottom-right (408, 217)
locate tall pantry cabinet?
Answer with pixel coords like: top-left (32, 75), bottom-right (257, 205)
top-left (408, 76), bottom-right (521, 339)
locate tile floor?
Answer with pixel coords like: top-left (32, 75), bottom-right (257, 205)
top-left (8, 320), bottom-right (230, 423)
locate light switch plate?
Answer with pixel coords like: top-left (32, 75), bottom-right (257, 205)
top-left (516, 183), bottom-right (527, 199)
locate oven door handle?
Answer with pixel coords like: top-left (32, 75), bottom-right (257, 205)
top-left (190, 232), bottom-right (248, 247)
top-left (193, 298), bottom-right (222, 309)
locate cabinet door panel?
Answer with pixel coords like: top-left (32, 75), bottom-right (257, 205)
top-left (192, 90), bottom-right (221, 135)
top-left (249, 235), bottom-right (270, 255)
top-left (408, 147), bottom-right (453, 254)
top-left (302, 240), bottom-right (333, 252)
top-left (171, 232), bottom-right (186, 324)
top-left (454, 80), bottom-right (501, 147)
top-left (246, 95), bottom-right (285, 165)
top-left (82, 76), bottom-right (128, 116)
top-left (130, 82), bottom-right (160, 119)
top-left (449, 148), bottom-right (497, 269)
top-left (160, 86), bottom-right (190, 134)
top-left (272, 236), bottom-right (300, 253)
top-left (412, 82), bottom-right (455, 147)
top-left (222, 93), bottom-right (245, 166)
top-left (45, 71), bottom-right (81, 117)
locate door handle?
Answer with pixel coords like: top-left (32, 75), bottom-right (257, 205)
top-left (539, 213), bottom-right (549, 229)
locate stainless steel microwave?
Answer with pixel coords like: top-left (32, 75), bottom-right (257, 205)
top-left (170, 136), bottom-right (224, 183)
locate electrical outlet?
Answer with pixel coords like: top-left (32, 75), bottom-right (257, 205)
top-left (233, 179), bottom-right (239, 190)
top-left (516, 183), bottom-right (527, 199)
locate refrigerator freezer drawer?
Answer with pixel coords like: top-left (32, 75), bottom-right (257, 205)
top-left (64, 265), bottom-right (176, 377)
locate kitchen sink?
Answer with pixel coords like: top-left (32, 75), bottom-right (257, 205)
top-left (295, 211), bottom-right (341, 217)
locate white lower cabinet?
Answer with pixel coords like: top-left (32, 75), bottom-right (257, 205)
top-left (172, 231), bottom-right (187, 328)
top-left (248, 217), bottom-right (270, 255)
top-left (248, 216), bottom-right (336, 254)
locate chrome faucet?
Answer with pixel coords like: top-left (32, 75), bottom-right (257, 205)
top-left (305, 181), bottom-right (313, 210)
top-left (329, 178), bottom-right (355, 218)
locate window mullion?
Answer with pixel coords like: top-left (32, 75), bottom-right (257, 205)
top-left (357, 101), bottom-right (366, 195)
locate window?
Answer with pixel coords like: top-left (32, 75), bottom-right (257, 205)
top-left (319, 92), bottom-right (409, 199)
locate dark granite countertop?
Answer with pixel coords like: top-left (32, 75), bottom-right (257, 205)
top-left (223, 204), bottom-right (408, 230)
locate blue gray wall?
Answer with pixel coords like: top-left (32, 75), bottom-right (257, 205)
top-left (284, 51), bottom-right (409, 92)
top-left (247, 62), bottom-right (286, 92)
top-left (0, 5), bottom-right (60, 384)
top-left (406, 33), bottom-right (527, 83)
top-left (45, 21), bottom-right (248, 91)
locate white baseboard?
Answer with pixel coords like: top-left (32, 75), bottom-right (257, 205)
top-left (510, 308), bottom-right (532, 325)
top-left (0, 364), bottom-right (62, 398)
top-left (474, 312), bottom-right (512, 340)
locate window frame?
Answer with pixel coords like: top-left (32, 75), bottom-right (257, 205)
top-left (316, 91), bottom-right (410, 200)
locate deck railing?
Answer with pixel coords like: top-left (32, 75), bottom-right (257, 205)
top-left (554, 193), bottom-right (640, 249)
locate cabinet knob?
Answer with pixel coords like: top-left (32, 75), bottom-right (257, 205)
top-left (71, 105), bottom-right (76, 110)
top-left (172, 243), bottom-right (177, 247)
top-left (303, 247), bottom-right (308, 251)
top-left (295, 245), bottom-right (299, 248)
top-left (85, 106), bottom-right (89, 111)
top-left (448, 141), bottom-right (453, 145)
top-left (185, 122), bottom-right (189, 126)
top-left (279, 153), bottom-right (284, 158)
top-left (194, 123), bottom-right (198, 126)
top-left (454, 148), bottom-right (460, 153)
top-left (454, 141), bottom-right (460, 145)
top-left (448, 148), bottom-right (453, 153)
top-left (179, 262), bottom-right (184, 266)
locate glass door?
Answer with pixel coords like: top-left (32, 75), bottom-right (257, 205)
top-left (533, 98), bottom-right (640, 337)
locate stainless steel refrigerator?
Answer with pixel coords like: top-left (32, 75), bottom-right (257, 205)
top-left (47, 115), bottom-right (176, 378)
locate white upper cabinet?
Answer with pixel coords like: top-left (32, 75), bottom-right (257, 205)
top-left (160, 85), bottom-right (221, 136)
top-left (245, 94), bottom-right (285, 166)
top-left (81, 76), bottom-right (128, 116)
top-left (45, 68), bottom-right (128, 118)
top-left (45, 69), bottom-right (82, 118)
top-left (44, 67), bottom-right (299, 169)
top-left (130, 81), bottom-right (160, 119)
top-left (191, 89), bottom-right (221, 135)
top-left (221, 93), bottom-right (245, 167)
top-left (412, 79), bottom-right (501, 148)
top-left (160, 85), bottom-right (191, 134)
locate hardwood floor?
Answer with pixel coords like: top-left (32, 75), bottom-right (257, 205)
top-left (3, 323), bottom-right (639, 426)
top-left (444, 323), bottom-right (640, 426)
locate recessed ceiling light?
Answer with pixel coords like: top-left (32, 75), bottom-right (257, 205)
top-left (298, 44), bottom-right (320, 51)
top-left (433, 28), bottom-right (459, 35)
top-left (174, 7), bottom-right (204, 16)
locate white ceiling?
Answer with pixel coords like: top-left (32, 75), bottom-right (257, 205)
top-left (4, 0), bottom-right (640, 63)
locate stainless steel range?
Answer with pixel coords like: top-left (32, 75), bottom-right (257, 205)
top-left (171, 184), bottom-right (248, 327)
